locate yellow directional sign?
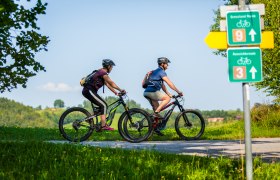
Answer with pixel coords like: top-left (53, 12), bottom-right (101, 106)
top-left (204, 31), bottom-right (274, 49)
top-left (204, 32), bottom-right (228, 49)
top-left (260, 31), bottom-right (274, 49)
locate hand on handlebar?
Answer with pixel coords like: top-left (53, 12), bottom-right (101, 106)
top-left (178, 91), bottom-right (183, 97)
top-left (117, 89), bottom-right (126, 96)
top-left (172, 92), bottom-right (183, 98)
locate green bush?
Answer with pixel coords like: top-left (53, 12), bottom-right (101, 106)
top-left (251, 103), bottom-right (280, 128)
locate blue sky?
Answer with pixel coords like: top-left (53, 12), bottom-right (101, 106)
top-left (1, 0), bottom-right (274, 110)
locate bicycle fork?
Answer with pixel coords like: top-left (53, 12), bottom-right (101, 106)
top-left (125, 109), bottom-right (142, 131)
top-left (178, 105), bottom-right (192, 127)
top-left (182, 112), bottom-right (192, 127)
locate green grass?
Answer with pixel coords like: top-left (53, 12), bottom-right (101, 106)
top-left (1, 141), bottom-right (279, 179)
top-left (204, 120), bottom-right (280, 140)
top-left (1, 121), bottom-right (280, 179)
top-left (1, 98), bottom-right (280, 178)
top-left (1, 120), bottom-right (279, 142)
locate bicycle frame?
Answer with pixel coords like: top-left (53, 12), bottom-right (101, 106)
top-left (153, 95), bottom-right (192, 128)
top-left (158, 96), bottom-right (184, 121)
top-left (87, 95), bottom-right (131, 126)
top-left (105, 96), bottom-right (128, 121)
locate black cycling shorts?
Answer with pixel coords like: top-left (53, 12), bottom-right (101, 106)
top-left (82, 87), bottom-right (107, 115)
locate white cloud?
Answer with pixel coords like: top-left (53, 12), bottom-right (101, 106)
top-left (38, 82), bottom-right (80, 92)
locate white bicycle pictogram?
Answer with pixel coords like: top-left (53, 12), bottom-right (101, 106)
top-left (236, 20), bottom-right (251, 28)
top-left (237, 57), bottom-right (252, 65)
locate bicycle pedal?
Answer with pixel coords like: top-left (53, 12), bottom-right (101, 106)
top-left (96, 128), bottom-right (102, 132)
top-left (154, 129), bottom-right (164, 136)
top-left (158, 124), bottom-right (167, 131)
top-left (95, 125), bottom-right (102, 132)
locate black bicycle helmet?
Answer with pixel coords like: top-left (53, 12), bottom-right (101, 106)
top-left (157, 57), bottom-right (171, 65)
top-left (102, 59), bottom-right (116, 68)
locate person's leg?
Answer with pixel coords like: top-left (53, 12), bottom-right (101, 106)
top-left (144, 91), bottom-right (170, 115)
top-left (82, 89), bottom-right (108, 127)
top-left (88, 91), bottom-right (108, 127)
top-left (154, 91), bottom-right (170, 113)
top-left (143, 91), bottom-right (167, 136)
top-left (144, 93), bottom-right (159, 112)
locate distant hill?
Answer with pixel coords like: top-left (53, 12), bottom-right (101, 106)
top-left (0, 98), bottom-right (57, 128)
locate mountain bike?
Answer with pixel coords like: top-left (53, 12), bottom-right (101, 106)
top-left (59, 93), bottom-right (152, 142)
top-left (121, 95), bottom-right (205, 141)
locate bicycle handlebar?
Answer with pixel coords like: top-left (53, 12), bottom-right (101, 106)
top-left (172, 94), bottom-right (182, 99)
top-left (117, 91), bottom-right (127, 96)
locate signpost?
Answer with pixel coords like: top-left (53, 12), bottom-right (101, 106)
top-left (227, 11), bottom-right (261, 46)
top-left (228, 47), bottom-right (262, 82)
top-left (204, 1), bottom-right (275, 179)
top-left (231, 2), bottom-right (254, 180)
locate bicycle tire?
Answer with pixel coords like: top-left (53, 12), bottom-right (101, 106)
top-left (59, 107), bottom-right (94, 142)
top-left (118, 111), bottom-right (129, 141)
top-left (118, 108), bottom-right (153, 143)
top-left (175, 110), bottom-right (205, 140)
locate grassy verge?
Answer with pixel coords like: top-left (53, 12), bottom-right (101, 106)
top-left (1, 141), bottom-right (279, 179)
top-left (1, 120), bottom-right (279, 142)
top-left (0, 126), bottom-right (124, 141)
top-left (203, 120), bottom-right (280, 140)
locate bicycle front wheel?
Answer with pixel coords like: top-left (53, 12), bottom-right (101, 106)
top-left (59, 107), bottom-right (94, 142)
top-left (118, 108), bottom-right (153, 143)
top-left (175, 110), bottom-right (205, 140)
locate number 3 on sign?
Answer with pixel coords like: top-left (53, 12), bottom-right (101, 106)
top-left (233, 29), bottom-right (246, 42)
top-left (233, 66), bottom-right (247, 79)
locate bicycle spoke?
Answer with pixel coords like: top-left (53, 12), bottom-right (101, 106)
top-left (59, 107), bottom-right (94, 142)
top-left (119, 108), bottom-right (153, 143)
top-left (175, 110), bottom-right (205, 140)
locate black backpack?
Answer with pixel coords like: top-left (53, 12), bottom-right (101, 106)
top-left (80, 70), bottom-right (98, 86)
top-left (80, 70), bottom-right (106, 92)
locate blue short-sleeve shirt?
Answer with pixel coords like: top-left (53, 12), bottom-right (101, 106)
top-left (144, 67), bottom-right (167, 92)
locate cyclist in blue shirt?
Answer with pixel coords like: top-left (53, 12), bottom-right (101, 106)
top-left (144, 57), bottom-right (183, 135)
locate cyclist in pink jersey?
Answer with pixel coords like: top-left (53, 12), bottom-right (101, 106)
top-left (82, 59), bottom-right (126, 131)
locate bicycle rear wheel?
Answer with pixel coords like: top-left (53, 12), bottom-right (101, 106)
top-left (59, 107), bottom-right (94, 142)
top-left (175, 110), bottom-right (205, 140)
top-left (118, 108), bottom-right (153, 143)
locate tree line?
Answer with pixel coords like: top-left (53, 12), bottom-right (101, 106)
top-left (0, 97), bottom-right (243, 128)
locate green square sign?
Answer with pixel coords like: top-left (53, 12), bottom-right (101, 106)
top-left (228, 47), bottom-right (262, 82)
top-left (227, 11), bottom-right (261, 46)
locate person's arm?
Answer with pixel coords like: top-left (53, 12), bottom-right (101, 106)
top-left (104, 81), bottom-right (118, 95)
top-left (162, 76), bottom-right (183, 96)
top-left (162, 83), bottom-right (172, 97)
top-left (103, 75), bottom-right (124, 94)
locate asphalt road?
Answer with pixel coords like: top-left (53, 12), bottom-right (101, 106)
top-left (50, 138), bottom-right (280, 162)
